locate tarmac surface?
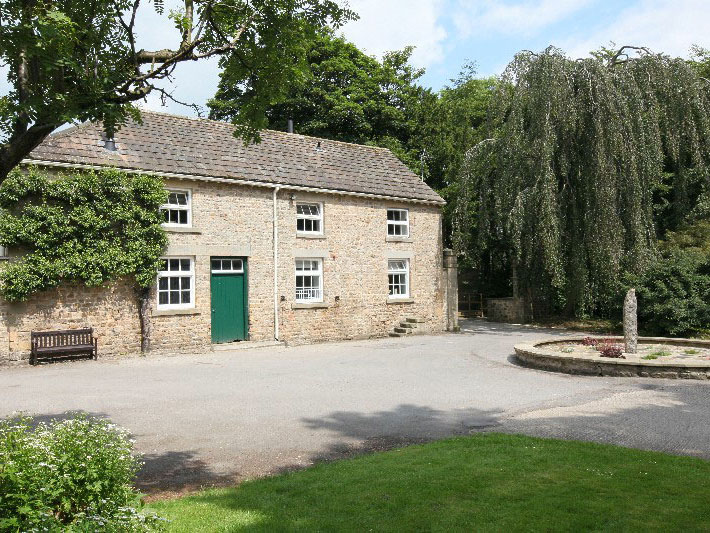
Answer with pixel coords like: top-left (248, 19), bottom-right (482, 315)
top-left (2, 319), bottom-right (709, 496)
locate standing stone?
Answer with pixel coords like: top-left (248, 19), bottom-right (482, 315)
top-left (623, 289), bottom-right (638, 354)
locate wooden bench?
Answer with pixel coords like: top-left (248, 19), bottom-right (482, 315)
top-left (30, 328), bottom-right (97, 365)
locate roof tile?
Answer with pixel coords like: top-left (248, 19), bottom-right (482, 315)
top-left (28, 112), bottom-right (443, 204)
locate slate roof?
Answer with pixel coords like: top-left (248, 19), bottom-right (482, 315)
top-left (27, 111), bottom-right (444, 204)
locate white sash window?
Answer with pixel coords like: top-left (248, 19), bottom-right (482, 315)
top-left (387, 209), bottom-right (409, 237)
top-left (161, 190), bottom-right (192, 226)
top-left (296, 203), bottom-right (323, 234)
top-left (157, 258), bottom-right (195, 309)
top-left (295, 258), bottom-right (323, 302)
top-left (388, 259), bottom-right (410, 298)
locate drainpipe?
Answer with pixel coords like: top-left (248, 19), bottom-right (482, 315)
top-left (273, 186), bottom-right (280, 341)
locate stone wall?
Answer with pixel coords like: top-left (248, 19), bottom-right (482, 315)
top-left (0, 178), bottom-right (447, 363)
top-left (486, 297), bottom-right (527, 323)
top-left (0, 280), bottom-right (141, 364)
top-left (275, 191), bottom-right (445, 344)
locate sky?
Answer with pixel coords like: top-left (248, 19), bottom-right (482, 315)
top-left (136, 0), bottom-right (710, 115)
top-left (5, 0), bottom-right (710, 117)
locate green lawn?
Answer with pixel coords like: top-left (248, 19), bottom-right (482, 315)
top-left (149, 434), bottom-right (710, 532)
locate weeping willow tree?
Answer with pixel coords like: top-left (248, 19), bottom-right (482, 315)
top-left (455, 46), bottom-right (710, 317)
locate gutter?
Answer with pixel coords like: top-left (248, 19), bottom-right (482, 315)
top-left (273, 187), bottom-right (280, 341)
top-left (21, 159), bottom-right (446, 206)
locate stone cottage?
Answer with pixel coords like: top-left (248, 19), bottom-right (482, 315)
top-left (0, 111), bottom-right (456, 363)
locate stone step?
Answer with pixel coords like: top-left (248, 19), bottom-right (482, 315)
top-left (389, 332), bottom-right (405, 337)
top-left (405, 317), bottom-right (427, 323)
top-left (394, 327), bottom-right (412, 334)
top-left (399, 322), bottom-right (416, 329)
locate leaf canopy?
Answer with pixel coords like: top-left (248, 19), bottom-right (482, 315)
top-left (456, 46), bottom-right (710, 316)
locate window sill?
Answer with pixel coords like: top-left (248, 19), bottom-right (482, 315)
top-left (152, 308), bottom-right (201, 317)
top-left (292, 302), bottom-right (330, 309)
top-left (387, 298), bottom-right (414, 304)
top-left (163, 226), bottom-right (202, 234)
top-left (386, 236), bottom-right (412, 243)
top-left (296, 233), bottom-right (327, 240)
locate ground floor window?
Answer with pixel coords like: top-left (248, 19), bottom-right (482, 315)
top-left (388, 259), bottom-right (410, 298)
top-left (157, 257), bottom-right (194, 309)
top-left (295, 258), bottom-right (323, 302)
top-left (0, 246), bottom-right (7, 259)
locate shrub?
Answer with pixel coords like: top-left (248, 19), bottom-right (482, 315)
top-left (598, 343), bottom-right (624, 359)
top-left (0, 415), bottom-right (163, 531)
top-left (581, 337), bottom-right (600, 347)
top-left (627, 246), bottom-right (710, 337)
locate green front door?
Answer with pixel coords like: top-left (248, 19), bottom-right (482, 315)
top-left (210, 257), bottom-right (248, 343)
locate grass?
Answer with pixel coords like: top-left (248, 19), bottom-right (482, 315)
top-left (149, 434), bottom-right (710, 532)
top-left (642, 354), bottom-right (660, 360)
top-left (648, 348), bottom-right (672, 358)
top-left (685, 349), bottom-right (701, 355)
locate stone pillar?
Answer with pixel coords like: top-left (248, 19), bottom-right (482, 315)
top-left (623, 288), bottom-right (638, 354)
top-left (443, 249), bottom-right (459, 332)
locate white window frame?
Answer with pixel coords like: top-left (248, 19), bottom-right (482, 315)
top-left (388, 258), bottom-right (410, 299)
top-left (161, 189), bottom-right (192, 227)
top-left (157, 257), bottom-right (195, 310)
top-left (387, 208), bottom-right (409, 237)
top-left (296, 202), bottom-right (324, 235)
top-left (0, 246), bottom-right (7, 259)
top-left (295, 258), bottom-right (323, 303)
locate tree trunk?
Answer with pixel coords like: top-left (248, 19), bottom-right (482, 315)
top-left (0, 122), bottom-right (59, 181)
top-left (137, 286), bottom-right (152, 353)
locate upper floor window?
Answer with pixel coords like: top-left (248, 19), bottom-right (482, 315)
top-left (387, 208), bottom-right (409, 237)
top-left (388, 259), bottom-right (410, 298)
top-left (157, 257), bottom-right (194, 309)
top-left (161, 189), bottom-right (191, 226)
top-left (295, 258), bottom-right (323, 302)
top-left (296, 203), bottom-right (323, 234)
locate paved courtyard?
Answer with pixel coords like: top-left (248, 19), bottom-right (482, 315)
top-left (2, 319), bottom-right (709, 496)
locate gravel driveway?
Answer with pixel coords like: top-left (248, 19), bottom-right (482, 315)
top-left (2, 319), bottom-right (709, 496)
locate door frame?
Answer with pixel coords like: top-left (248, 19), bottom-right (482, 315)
top-left (210, 256), bottom-right (249, 343)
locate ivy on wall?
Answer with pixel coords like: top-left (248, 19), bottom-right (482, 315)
top-left (0, 167), bottom-right (167, 302)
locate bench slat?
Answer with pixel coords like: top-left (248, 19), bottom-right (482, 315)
top-left (31, 328), bottom-right (97, 365)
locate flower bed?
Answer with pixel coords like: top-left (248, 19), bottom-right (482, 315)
top-left (514, 337), bottom-right (710, 379)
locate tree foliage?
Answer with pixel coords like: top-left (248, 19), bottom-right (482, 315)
top-left (455, 46), bottom-right (710, 316)
top-left (211, 33), bottom-right (495, 236)
top-left (210, 31), bottom-right (426, 161)
top-left (0, 168), bottom-right (167, 301)
top-left (0, 0), bottom-right (353, 180)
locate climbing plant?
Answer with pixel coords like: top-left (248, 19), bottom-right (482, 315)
top-left (0, 167), bottom-right (166, 302)
top-left (455, 46), bottom-right (710, 317)
top-left (0, 167), bottom-right (166, 351)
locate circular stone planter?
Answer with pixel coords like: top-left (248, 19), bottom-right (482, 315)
top-left (514, 337), bottom-right (710, 379)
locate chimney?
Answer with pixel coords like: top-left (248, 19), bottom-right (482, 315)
top-left (287, 119), bottom-right (294, 134)
top-left (101, 132), bottom-right (117, 151)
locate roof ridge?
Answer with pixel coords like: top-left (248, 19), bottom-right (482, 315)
top-left (136, 109), bottom-right (389, 152)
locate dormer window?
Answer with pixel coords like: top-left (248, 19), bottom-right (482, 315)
top-left (161, 189), bottom-right (191, 227)
top-left (296, 203), bottom-right (323, 235)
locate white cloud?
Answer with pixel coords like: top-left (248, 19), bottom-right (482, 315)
top-left (452, 0), bottom-right (592, 38)
top-left (563, 0), bottom-right (710, 60)
top-left (340, 0), bottom-right (448, 68)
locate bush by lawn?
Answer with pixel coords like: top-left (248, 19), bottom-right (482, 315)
top-left (150, 433), bottom-right (710, 531)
